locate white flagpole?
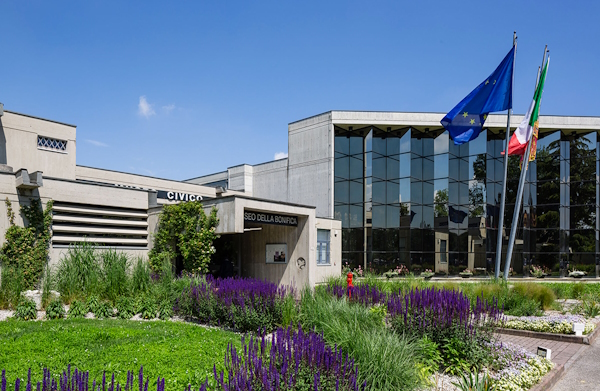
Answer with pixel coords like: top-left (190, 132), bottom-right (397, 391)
top-left (494, 32), bottom-right (517, 279)
top-left (503, 47), bottom-right (548, 280)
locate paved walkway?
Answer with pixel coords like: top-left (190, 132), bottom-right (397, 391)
top-left (496, 333), bottom-right (585, 367)
top-left (551, 336), bottom-right (600, 391)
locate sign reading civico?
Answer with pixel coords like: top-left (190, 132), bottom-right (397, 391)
top-left (244, 211), bottom-right (298, 226)
top-left (157, 190), bottom-right (204, 202)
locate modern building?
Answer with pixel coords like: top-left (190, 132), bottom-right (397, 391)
top-left (0, 104), bottom-right (341, 288)
top-left (192, 111), bottom-right (600, 276)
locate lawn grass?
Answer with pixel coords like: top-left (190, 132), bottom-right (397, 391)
top-left (0, 319), bottom-right (240, 390)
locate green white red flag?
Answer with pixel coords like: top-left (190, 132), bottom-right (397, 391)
top-left (506, 58), bottom-right (549, 157)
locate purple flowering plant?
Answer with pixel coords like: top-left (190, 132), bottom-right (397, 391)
top-left (175, 276), bottom-right (292, 333)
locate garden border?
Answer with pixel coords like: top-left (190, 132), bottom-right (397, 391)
top-left (496, 324), bottom-right (600, 345)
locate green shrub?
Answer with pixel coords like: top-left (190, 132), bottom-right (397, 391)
top-left (116, 296), bottom-right (135, 319)
top-left (299, 290), bottom-right (423, 391)
top-left (93, 301), bottom-right (113, 319)
top-left (101, 249), bottom-right (129, 303)
top-left (158, 299), bottom-right (173, 320)
top-left (418, 336), bottom-right (443, 381)
top-left (0, 266), bottom-right (24, 309)
top-left (131, 257), bottom-right (150, 294)
top-left (0, 199), bottom-right (53, 290)
top-left (576, 293), bottom-right (600, 318)
top-left (41, 265), bottom-right (53, 309)
top-left (138, 295), bottom-right (157, 319)
top-left (45, 299), bottom-right (65, 320)
top-left (452, 370), bottom-right (496, 391)
top-left (86, 295), bottom-right (100, 314)
top-left (512, 282), bottom-right (556, 310)
top-left (572, 283), bottom-right (585, 299)
top-left (67, 299), bottom-right (87, 318)
top-left (281, 294), bottom-right (298, 327)
top-left (504, 297), bottom-right (543, 317)
top-left (14, 297), bottom-right (37, 320)
top-left (56, 242), bottom-right (102, 303)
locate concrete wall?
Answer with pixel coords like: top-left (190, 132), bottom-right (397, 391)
top-left (251, 159), bottom-right (289, 203)
top-left (287, 112), bottom-right (334, 218)
top-left (313, 217), bottom-right (342, 285)
top-left (0, 111), bottom-right (77, 180)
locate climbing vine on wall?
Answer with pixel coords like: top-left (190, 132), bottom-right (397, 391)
top-left (0, 198), bottom-right (54, 289)
top-left (148, 201), bottom-right (219, 274)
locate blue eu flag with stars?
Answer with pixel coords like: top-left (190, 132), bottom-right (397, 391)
top-left (441, 46), bottom-right (514, 145)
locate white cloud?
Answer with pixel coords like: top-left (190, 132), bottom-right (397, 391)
top-left (274, 152), bottom-right (288, 160)
top-left (85, 139), bottom-right (109, 147)
top-left (138, 96), bottom-right (155, 118)
top-left (162, 104), bottom-right (175, 113)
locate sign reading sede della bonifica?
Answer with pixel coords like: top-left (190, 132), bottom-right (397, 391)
top-left (244, 211), bottom-right (298, 226)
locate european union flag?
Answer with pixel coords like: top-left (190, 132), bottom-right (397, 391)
top-left (441, 46), bottom-right (515, 145)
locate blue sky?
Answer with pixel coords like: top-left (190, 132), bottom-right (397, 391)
top-left (2, 1), bottom-right (598, 180)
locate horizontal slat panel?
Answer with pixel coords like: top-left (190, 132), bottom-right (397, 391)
top-left (52, 236), bottom-right (148, 245)
top-left (52, 225), bottom-right (148, 236)
top-left (53, 205), bottom-right (147, 218)
top-left (53, 215), bottom-right (148, 227)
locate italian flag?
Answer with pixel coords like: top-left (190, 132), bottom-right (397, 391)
top-left (507, 58), bottom-right (549, 156)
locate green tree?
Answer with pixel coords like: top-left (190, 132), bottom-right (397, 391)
top-left (149, 201), bottom-right (219, 274)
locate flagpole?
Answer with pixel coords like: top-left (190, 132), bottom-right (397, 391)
top-left (503, 46), bottom-right (549, 280)
top-left (494, 32), bottom-right (517, 279)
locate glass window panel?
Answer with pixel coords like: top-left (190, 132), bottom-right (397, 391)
top-left (535, 204), bottom-right (560, 229)
top-left (400, 154), bottom-right (411, 177)
top-left (373, 156), bottom-right (386, 180)
top-left (423, 138), bottom-right (434, 157)
top-left (411, 205), bottom-right (423, 228)
top-left (365, 177), bottom-right (372, 203)
top-left (434, 154), bottom-right (449, 179)
top-left (349, 180), bottom-right (363, 204)
top-left (434, 131), bottom-right (449, 155)
top-left (335, 205), bottom-right (349, 227)
top-left (411, 229), bottom-right (423, 251)
top-left (372, 181), bottom-right (386, 205)
top-left (537, 180), bottom-right (560, 205)
top-left (570, 205), bottom-right (596, 230)
top-left (449, 139), bottom-right (460, 156)
top-left (460, 158), bottom-right (470, 181)
top-left (494, 158), bottom-right (504, 182)
top-left (468, 182), bottom-right (486, 217)
top-left (387, 156), bottom-right (400, 180)
top-left (341, 251), bottom-right (363, 271)
top-left (400, 130), bottom-right (411, 153)
top-left (449, 180), bottom-right (459, 205)
top-left (387, 181), bottom-right (400, 204)
top-left (372, 205), bottom-right (386, 228)
top-left (411, 156), bottom-right (422, 179)
top-left (399, 178), bottom-right (411, 203)
top-left (373, 137), bottom-right (387, 155)
top-left (335, 136), bottom-right (349, 155)
top-left (342, 228), bottom-right (364, 252)
top-left (372, 228), bottom-right (387, 251)
top-left (423, 157), bottom-right (434, 181)
top-left (387, 206), bottom-right (400, 228)
top-left (387, 137), bottom-right (400, 155)
top-left (449, 156), bottom-right (459, 180)
top-left (470, 154), bottom-right (487, 183)
top-left (400, 204), bottom-right (411, 227)
top-left (459, 181), bottom-right (469, 205)
top-left (411, 137), bottom-right (423, 156)
top-left (349, 205), bottom-right (363, 228)
top-left (469, 130), bottom-right (487, 156)
top-left (422, 181), bottom-right (434, 206)
top-left (349, 137), bottom-right (363, 155)
top-left (365, 151), bottom-right (372, 177)
top-left (422, 205), bottom-right (434, 228)
top-left (334, 181), bottom-right (349, 204)
top-left (571, 181), bottom-right (595, 206)
top-left (569, 230), bottom-right (596, 253)
top-left (411, 181), bottom-right (423, 205)
top-left (335, 157), bottom-right (349, 180)
top-left (349, 156), bottom-right (363, 180)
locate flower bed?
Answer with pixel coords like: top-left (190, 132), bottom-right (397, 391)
top-left (175, 276), bottom-right (291, 332)
top-left (487, 341), bottom-right (554, 391)
top-left (209, 325), bottom-right (364, 391)
top-left (502, 315), bottom-right (596, 335)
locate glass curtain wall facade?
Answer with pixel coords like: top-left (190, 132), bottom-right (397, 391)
top-left (334, 126), bottom-right (599, 276)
